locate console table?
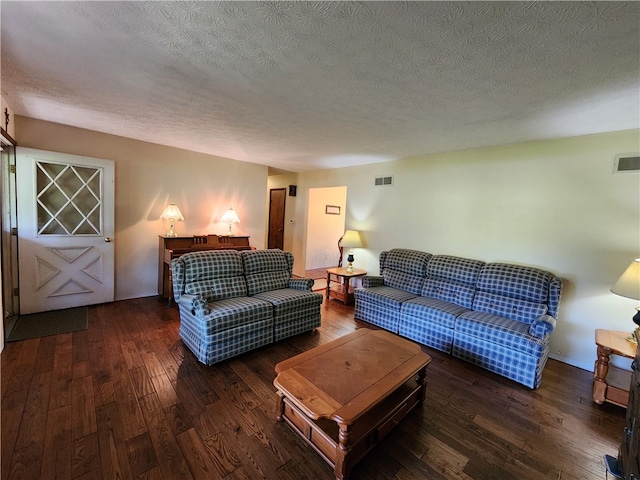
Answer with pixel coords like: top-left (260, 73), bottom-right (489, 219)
top-left (619, 329), bottom-right (640, 478)
top-left (158, 235), bottom-right (250, 301)
top-left (605, 328), bottom-right (640, 479)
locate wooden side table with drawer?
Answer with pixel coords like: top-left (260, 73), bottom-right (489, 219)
top-left (593, 329), bottom-right (636, 408)
top-left (325, 267), bottom-right (366, 305)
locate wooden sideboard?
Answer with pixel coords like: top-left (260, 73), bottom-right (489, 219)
top-left (619, 329), bottom-right (640, 479)
top-left (158, 235), bottom-right (251, 301)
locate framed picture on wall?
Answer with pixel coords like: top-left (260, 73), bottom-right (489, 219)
top-left (325, 205), bottom-right (340, 215)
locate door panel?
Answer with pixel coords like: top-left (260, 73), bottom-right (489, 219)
top-left (268, 188), bottom-right (286, 250)
top-left (16, 148), bottom-right (115, 314)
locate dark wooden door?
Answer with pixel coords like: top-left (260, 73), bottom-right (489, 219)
top-left (268, 188), bottom-right (286, 249)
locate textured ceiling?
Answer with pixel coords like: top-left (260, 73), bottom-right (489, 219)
top-left (1, 1), bottom-right (639, 172)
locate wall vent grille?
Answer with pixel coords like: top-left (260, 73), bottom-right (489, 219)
top-left (374, 176), bottom-right (393, 186)
top-left (613, 153), bottom-right (640, 173)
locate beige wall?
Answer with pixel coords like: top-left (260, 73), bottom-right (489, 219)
top-left (8, 114), bottom-right (640, 371)
top-left (15, 116), bottom-right (268, 300)
top-left (306, 187), bottom-right (347, 269)
top-left (294, 129), bottom-right (640, 371)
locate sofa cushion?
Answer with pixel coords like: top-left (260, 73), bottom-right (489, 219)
top-left (200, 296), bottom-right (273, 335)
top-left (476, 263), bottom-right (553, 304)
top-left (456, 311), bottom-right (547, 357)
top-left (355, 285), bottom-right (418, 310)
top-left (182, 250), bottom-right (243, 283)
top-left (252, 288), bottom-right (323, 315)
top-left (186, 277), bottom-right (248, 302)
top-left (422, 279), bottom-right (476, 309)
top-left (421, 255), bottom-right (484, 309)
top-left (472, 263), bottom-right (554, 324)
top-left (472, 291), bottom-right (548, 325)
top-left (181, 250), bottom-right (247, 301)
top-left (401, 296), bottom-right (469, 329)
top-left (241, 249), bottom-right (292, 296)
top-left (381, 249), bottom-right (432, 295)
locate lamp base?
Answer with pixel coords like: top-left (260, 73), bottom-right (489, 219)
top-left (346, 252), bottom-right (354, 273)
top-left (165, 221), bottom-right (178, 237)
top-left (633, 307), bottom-right (640, 327)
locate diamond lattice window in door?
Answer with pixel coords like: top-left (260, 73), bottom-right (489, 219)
top-left (36, 161), bottom-right (102, 235)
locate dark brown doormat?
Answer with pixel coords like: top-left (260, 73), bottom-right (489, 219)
top-left (7, 306), bottom-right (88, 342)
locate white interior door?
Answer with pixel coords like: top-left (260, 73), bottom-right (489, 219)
top-left (16, 148), bottom-right (114, 314)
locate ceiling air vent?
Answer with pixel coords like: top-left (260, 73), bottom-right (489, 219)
top-left (613, 153), bottom-right (640, 173)
top-left (374, 175), bottom-right (393, 186)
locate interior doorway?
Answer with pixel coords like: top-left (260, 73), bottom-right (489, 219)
top-left (268, 188), bottom-right (286, 249)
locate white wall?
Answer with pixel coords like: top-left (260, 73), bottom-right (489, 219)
top-left (306, 187), bottom-right (347, 269)
top-left (15, 116), bottom-right (268, 301)
top-left (292, 129), bottom-right (640, 372)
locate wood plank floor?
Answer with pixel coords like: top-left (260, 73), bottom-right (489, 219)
top-left (1, 296), bottom-right (626, 480)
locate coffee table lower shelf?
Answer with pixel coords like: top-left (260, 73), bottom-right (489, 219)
top-left (276, 378), bottom-right (421, 479)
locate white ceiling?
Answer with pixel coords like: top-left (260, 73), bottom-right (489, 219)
top-left (2, 1), bottom-right (639, 173)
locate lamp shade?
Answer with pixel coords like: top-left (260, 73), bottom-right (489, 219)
top-left (220, 207), bottom-right (240, 225)
top-left (160, 203), bottom-right (184, 221)
top-left (611, 258), bottom-right (640, 300)
top-left (340, 230), bottom-right (363, 249)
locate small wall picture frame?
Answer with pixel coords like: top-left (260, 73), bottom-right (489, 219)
top-left (288, 185), bottom-right (297, 196)
top-left (325, 205), bottom-right (340, 215)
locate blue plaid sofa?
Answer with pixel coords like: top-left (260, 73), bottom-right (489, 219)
top-left (171, 249), bottom-right (323, 365)
top-left (354, 249), bottom-right (563, 388)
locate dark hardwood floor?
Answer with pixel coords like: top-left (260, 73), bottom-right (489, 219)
top-left (1, 296), bottom-right (626, 480)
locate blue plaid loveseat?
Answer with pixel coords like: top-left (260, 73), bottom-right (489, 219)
top-left (172, 249), bottom-right (322, 365)
top-left (354, 249), bottom-right (563, 388)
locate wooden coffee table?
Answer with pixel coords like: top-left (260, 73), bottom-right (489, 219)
top-left (273, 328), bottom-right (431, 480)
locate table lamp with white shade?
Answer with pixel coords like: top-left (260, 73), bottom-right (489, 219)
top-left (340, 230), bottom-right (364, 273)
top-left (160, 203), bottom-right (184, 237)
top-left (221, 206), bottom-right (240, 235)
top-left (610, 258), bottom-right (640, 328)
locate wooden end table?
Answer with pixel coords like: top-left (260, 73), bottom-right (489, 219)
top-left (593, 328), bottom-right (636, 407)
top-left (273, 328), bottom-right (431, 480)
top-left (325, 267), bottom-right (366, 305)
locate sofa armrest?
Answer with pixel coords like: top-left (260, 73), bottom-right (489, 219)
top-left (289, 278), bottom-right (314, 291)
top-left (177, 294), bottom-right (209, 316)
top-left (529, 314), bottom-right (557, 339)
top-left (362, 275), bottom-right (384, 288)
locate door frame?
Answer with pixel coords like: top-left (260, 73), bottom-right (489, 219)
top-left (1, 128), bottom-right (19, 339)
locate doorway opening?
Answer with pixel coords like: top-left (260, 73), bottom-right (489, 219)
top-left (305, 186), bottom-right (347, 279)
